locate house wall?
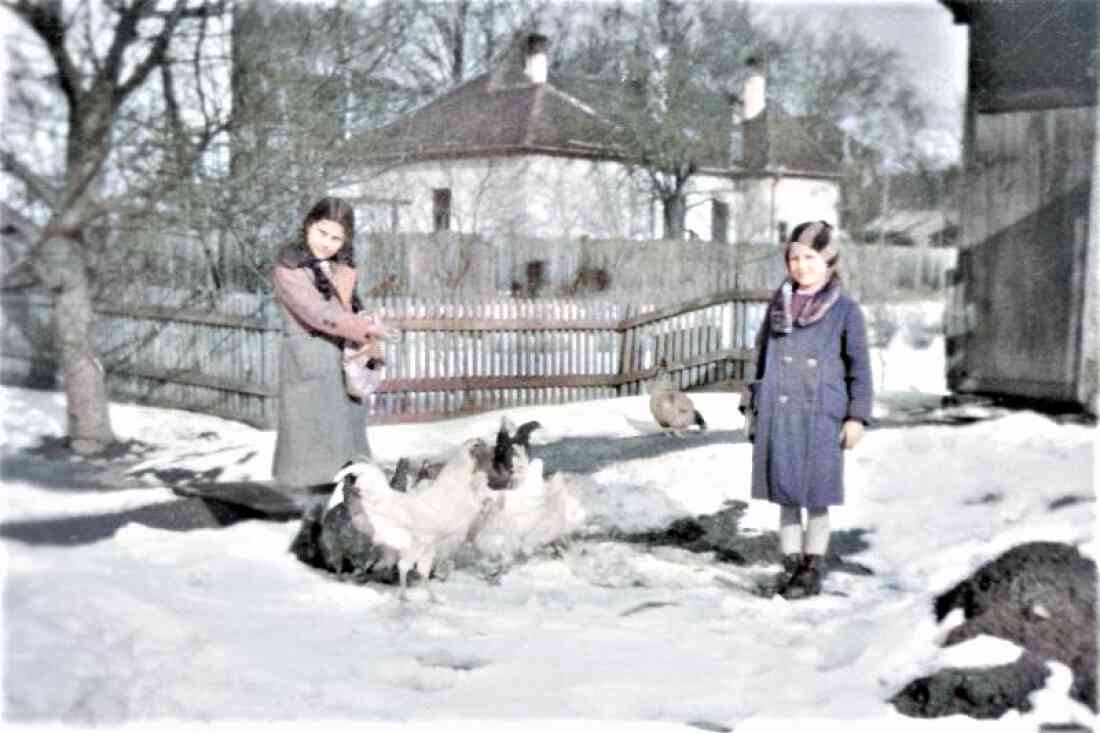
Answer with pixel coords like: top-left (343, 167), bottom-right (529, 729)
top-left (683, 173), bottom-right (841, 245)
top-left (343, 155), bottom-right (653, 240)
top-left (345, 155), bottom-right (841, 247)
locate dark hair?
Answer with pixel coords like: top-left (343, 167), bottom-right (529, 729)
top-left (277, 196), bottom-right (361, 310)
top-left (786, 220), bottom-right (838, 270)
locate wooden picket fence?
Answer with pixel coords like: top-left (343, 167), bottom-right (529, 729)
top-left (0, 290), bottom-right (771, 428)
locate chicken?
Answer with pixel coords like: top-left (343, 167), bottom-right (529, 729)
top-left (466, 419), bottom-right (584, 580)
top-left (337, 438), bottom-right (501, 601)
top-left (289, 417), bottom-right (540, 590)
top-left (470, 458), bottom-right (584, 582)
top-left (648, 358), bottom-right (707, 437)
top-left (405, 416), bottom-right (540, 493)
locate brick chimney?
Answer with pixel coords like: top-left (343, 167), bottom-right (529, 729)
top-left (740, 57), bottom-right (769, 169)
top-left (729, 95), bottom-right (744, 164)
top-left (743, 56), bottom-right (765, 120)
top-left (525, 33), bottom-right (548, 85)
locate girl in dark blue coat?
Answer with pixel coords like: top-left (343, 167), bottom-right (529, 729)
top-left (743, 221), bottom-right (873, 599)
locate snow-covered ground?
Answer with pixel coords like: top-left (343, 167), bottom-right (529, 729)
top-left (0, 309), bottom-right (1096, 732)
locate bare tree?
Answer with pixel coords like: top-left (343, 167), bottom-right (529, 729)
top-left (762, 20), bottom-right (947, 234)
top-left (188, 0), bottom-right (420, 292)
top-left (398, 0), bottom-right (551, 92)
top-left (2, 0), bottom-right (226, 454)
top-left (554, 0), bottom-right (762, 240)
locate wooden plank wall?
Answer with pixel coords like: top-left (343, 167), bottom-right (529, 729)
top-left (0, 291), bottom-right (769, 428)
top-left (358, 235), bottom-right (955, 303)
top-left (949, 105), bottom-right (1096, 401)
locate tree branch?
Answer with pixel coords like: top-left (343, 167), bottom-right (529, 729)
top-left (1, 149), bottom-right (60, 210)
top-left (5, 0), bottom-right (81, 110)
top-left (115, 0), bottom-right (192, 102)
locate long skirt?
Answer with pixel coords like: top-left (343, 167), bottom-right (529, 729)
top-left (271, 332), bottom-right (370, 488)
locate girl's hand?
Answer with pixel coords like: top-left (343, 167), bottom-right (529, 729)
top-left (359, 314), bottom-right (398, 340)
top-left (840, 419), bottom-right (864, 449)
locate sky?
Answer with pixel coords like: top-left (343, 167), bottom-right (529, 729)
top-left (1, 302), bottom-right (1096, 731)
top-left (751, 0), bottom-right (969, 160)
top-left (754, 0), bottom-right (968, 102)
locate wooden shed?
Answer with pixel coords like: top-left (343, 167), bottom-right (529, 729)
top-left (941, 0), bottom-right (1098, 414)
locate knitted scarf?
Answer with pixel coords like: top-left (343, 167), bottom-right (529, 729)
top-left (769, 276), bottom-right (841, 335)
top-left (277, 242), bottom-right (362, 312)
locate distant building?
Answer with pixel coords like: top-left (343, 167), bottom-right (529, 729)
top-left (940, 0), bottom-right (1098, 413)
top-left (862, 209), bottom-right (959, 248)
top-left (340, 34), bottom-right (844, 245)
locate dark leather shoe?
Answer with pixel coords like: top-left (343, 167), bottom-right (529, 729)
top-left (774, 553), bottom-right (803, 596)
top-left (782, 554), bottom-right (824, 600)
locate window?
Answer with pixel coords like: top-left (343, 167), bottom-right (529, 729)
top-left (711, 200), bottom-right (730, 244)
top-left (432, 188), bottom-right (451, 232)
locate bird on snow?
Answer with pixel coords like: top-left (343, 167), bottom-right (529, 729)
top-left (648, 358), bottom-right (707, 437)
top-left (338, 437), bottom-right (504, 601)
top-left (469, 416), bottom-right (581, 578)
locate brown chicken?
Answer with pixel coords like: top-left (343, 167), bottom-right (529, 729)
top-left (648, 359), bottom-right (707, 437)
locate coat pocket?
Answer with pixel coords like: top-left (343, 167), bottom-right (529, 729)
top-left (821, 382), bottom-right (848, 420)
top-left (285, 337), bottom-right (333, 383)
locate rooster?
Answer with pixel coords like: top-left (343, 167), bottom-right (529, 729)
top-left (405, 417), bottom-right (541, 492)
top-left (337, 438), bottom-right (503, 601)
top-left (648, 358), bottom-right (707, 437)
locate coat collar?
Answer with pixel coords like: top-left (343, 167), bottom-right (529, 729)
top-left (769, 277), bottom-right (842, 335)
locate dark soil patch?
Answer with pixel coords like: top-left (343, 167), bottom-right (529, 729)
top-left (892, 541), bottom-right (1097, 718)
top-left (892, 652), bottom-right (1052, 719)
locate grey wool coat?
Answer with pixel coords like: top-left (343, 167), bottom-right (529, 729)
top-left (271, 262), bottom-right (374, 488)
top-left (747, 284), bottom-right (873, 508)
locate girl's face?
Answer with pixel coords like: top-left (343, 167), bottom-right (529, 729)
top-left (786, 242), bottom-right (829, 291)
top-left (305, 219), bottom-right (347, 260)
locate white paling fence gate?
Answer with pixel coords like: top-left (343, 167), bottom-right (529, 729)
top-left (0, 291), bottom-right (771, 428)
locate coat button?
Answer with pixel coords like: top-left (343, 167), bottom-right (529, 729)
top-left (778, 394), bottom-right (788, 403)
top-left (807, 358), bottom-right (818, 367)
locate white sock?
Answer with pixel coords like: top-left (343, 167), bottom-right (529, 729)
top-left (778, 505), bottom-right (802, 555)
top-left (804, 507), bottom-right (830, 556)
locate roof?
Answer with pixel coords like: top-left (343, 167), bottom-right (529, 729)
top-left (741, 110), bottom-right (845, 175)
top-left (362, 69), bottom-right (626, 163)
top-left (362, 37), bottom-right (843, 177)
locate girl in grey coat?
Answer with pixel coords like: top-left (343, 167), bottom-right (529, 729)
top-left (743, 221), bottom-right (873, 599)
top-left (271, 197), bottom-right (390, 490)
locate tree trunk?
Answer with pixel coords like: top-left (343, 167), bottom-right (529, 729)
top-left (663, 194), bottom-right (687, 240)
top-left (37, 235), bottom-right (116, 454)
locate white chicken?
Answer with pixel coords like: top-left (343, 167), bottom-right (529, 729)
top-left (470, 451), bottom-right (585, 580)
top-left (336, 438), bottom-right (500, 601)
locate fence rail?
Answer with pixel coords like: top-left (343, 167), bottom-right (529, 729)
top-left (1, 242), bottom-right (951, 427)
top-left (1, 290), bottom-right (771, 427)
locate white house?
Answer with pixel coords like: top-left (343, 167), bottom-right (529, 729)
top-left (339, 34), bottom-right (843, 246)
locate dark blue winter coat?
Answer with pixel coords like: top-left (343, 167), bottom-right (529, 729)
top-left (747, 285), bottom-right (873, 507)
